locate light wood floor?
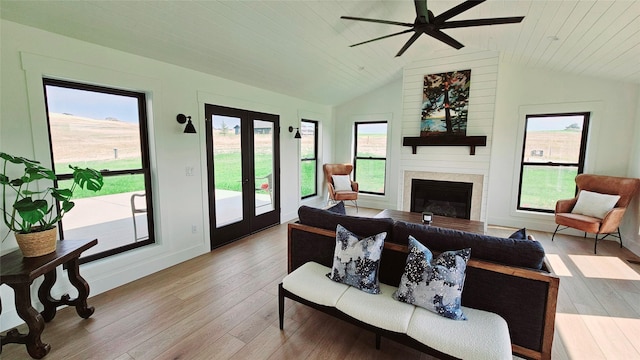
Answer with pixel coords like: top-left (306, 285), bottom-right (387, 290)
top-left (2, 207), bottom-right (640, 359)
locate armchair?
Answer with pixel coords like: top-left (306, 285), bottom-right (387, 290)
top-left (552, 174), bottom-right (640, 253)
top-left (323, 163), bottom-right (358, 211)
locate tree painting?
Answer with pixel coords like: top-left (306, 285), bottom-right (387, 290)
top-left (421, 69), bottom-right (471, 137)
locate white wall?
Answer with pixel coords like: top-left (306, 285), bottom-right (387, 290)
top-left (0, 20), bottom-right (330, 330)
top-left (400, 50), bottom-right (500, 222)
top-left (624, 92), bottom-right (640, 255)
top-left (333, 76), bottom-right (403, 210)
top-left (489, 62), bottom-right (640, 241)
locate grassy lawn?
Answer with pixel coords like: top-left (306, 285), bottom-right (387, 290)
top-left (213, 152), bottom-right (273, 195)
top-left (520, 166), bottom-right (577, 210)
top-left (56, 149), bottom-right (574, 210)
top-left (55, 158), bottom-right (145, 199)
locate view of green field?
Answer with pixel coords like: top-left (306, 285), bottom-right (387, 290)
top-left (50, 113), bottom-right (581, 211)
top-left (520, 128), bottom-right (583, 210)
top-left (49, 113), bottom-right (145, 198)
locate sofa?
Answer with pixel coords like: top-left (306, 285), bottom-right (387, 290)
top-left (278, 205), bottom-right (559, 360)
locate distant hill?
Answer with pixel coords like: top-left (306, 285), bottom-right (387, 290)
top-left (49, 113), bottom-right (141, 163)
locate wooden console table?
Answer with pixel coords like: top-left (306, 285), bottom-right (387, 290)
top-left (0, 239), bottom-right (97, 359)
top-left (375, 209), bottom-right (485, 234)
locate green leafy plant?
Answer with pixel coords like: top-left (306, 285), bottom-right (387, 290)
top-left (1, 152), bottom-right (104, 236)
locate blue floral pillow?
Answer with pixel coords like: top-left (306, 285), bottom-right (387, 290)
top-left (326, 224), bottom-right (386, 294)
top-left (393, 236), bottom-right (471, 320)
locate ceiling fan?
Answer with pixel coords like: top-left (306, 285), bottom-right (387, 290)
top-left (341, 0), bottom-right (524, 57)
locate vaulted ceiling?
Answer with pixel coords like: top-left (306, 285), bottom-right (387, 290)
top-left (1, 0), bottom-right (638, 105)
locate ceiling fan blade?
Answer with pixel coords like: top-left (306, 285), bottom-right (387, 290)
top-left (414, 0), bottom-right (429, 23)
top-left (440, 17), bottom-right (524, 29)
top-left (341, 16), bottom-right (413, 27)
top-left (425, 28), bottom-right (464, 49)
top-left (349, 29), bottom-right (415, 47)
top-left (434, 0), bottom-right (486, 24)
top-left (396, 32), bottom-right (423, 57)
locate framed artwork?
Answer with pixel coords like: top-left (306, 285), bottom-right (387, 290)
top-left (421, 69), bottom-right (471, 137)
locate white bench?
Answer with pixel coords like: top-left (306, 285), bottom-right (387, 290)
top-left (280, 261), bottom-right (512, 360)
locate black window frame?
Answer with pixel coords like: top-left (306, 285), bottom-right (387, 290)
top-left (42, 78), bottom-right (155, 264)
top-left (517, 112), bottom-right (590, 213)
top-left (300, 119), bottom-right (318, 199)
top-left (353, 121), bottom-right (388, 196)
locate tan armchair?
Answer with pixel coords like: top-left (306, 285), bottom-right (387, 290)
top-left (323, 163), bottom-right (359, 211)
top-left (552, 174), bottom-right (640, 253)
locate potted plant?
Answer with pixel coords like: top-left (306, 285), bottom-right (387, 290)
top-left (1, 152), bottom-right (104, 257)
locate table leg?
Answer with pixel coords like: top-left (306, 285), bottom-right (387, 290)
top-left (8, 283), bottom-right (51, 359)
top-left (66, 258), bottom-right (94, 319)
top-left (38, 269), bottom-right (58, 322)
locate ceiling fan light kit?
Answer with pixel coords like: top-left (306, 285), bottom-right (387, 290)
top-left (342, 0), bottom-right (524, 57)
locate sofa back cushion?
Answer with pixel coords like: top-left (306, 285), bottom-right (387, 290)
top-left (392, 221), bottom-right (546, 270)
top-left (298, 205), bottom-right (394, 238)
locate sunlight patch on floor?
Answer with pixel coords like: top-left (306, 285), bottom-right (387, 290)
top-left (569, 255), bottom-right (640, 280)
top-left (555, 312), bottom-right (640, 359)
top-left (545, 254), bottom-right (573, 277)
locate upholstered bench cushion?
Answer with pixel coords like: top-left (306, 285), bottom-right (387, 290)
top-left (336, 283), bottom-right (415, 333)
top-left (406, 306), bottom-right (512, 360)
top-left (282, 262), bottom-right (349, 307)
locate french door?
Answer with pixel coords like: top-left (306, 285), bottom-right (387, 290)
top-left (205, 104), bottom-right (280, 248)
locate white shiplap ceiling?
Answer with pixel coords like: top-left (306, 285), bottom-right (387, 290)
top-left (1, 0), bottom-right (638, 105)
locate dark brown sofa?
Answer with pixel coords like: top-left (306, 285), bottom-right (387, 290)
top-left (279, 206), bottom-right (559, 360)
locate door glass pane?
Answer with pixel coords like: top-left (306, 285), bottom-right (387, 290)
top-left (212, 115), bottom-right (243, 227)
top-left (520, 165), bottom-right (578, 211)
top-left (524, 115), bottom-right (585, 164)
top-left (254, 119), bottom-right (274, 215)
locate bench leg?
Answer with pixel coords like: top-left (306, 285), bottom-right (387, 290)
top-left (278, 283), bottom-right (285, 330)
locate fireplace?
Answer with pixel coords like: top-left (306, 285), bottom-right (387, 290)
top-left (410, 179), bottom-right (473, 219)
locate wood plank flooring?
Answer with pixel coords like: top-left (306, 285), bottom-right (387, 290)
top-left (2, 207), bottom-right (640, 359)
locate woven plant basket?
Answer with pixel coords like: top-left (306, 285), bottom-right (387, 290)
top-left (15, 226), bottom-right (58, 257)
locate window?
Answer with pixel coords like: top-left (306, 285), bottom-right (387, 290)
top-left (43, 79), bottom-right (154, 263)
top-left (517, 113), bottom-right (589, 213)
top-left (354, 122), bottom-right (388, 195)
top-left (300, 120), bottom-right (318, 199)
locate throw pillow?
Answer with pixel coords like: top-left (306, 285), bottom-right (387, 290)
top-left (332, 175), bottom-right (352, 191)
top-left (393, 236), bottom-right (471, 320)
top-left (326, 201), bottom-right (346, 215)
top-left (508, 228), bottom-right (527, 240)
top-left (571, 190), bottom-right (620, 219)
top-left (326, 224), bottom-right (386, 294)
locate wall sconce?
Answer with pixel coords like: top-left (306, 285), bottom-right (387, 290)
top-left (288, 126), bottom-right (301, 139)
top-left (177, 114), bottom-right (197, 134)
top-left (422, 211), bottom-right (433, 225)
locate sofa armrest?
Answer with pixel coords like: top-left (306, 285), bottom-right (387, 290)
top-left (288, 223), bottom-right (336, 273)
top-left (555, 198), bottom-right (577, 213)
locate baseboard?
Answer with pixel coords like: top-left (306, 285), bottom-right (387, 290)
top-left (0, 243), bottom-right (208, 332)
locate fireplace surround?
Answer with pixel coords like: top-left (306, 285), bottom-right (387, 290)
top-left (410, 179), bottom-right (473, 219)
top-left (403, 171), bottom-right (484, 221)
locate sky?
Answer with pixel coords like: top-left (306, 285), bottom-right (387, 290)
top-left (526, 115), bottom-right (584, 131)
top-left (45, 85), bottom-right (140, 123)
